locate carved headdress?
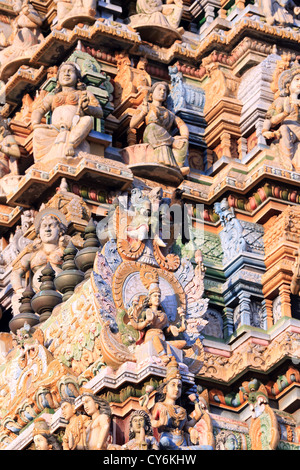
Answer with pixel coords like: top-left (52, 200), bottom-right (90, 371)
top-left (140, 265), bottom-right (161, 295)
top-left (278, 60), bottom-right (300, 94)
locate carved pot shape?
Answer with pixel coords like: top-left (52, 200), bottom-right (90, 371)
top-left (31, 290), bottom-right (62, 323)
top-left (74, 247), bottom-right (98, 279)
top-left (9, 313), bottom-right (40, 334)
top-left (54, 270), bottom-right (84, 301)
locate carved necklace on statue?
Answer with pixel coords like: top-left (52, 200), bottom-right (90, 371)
top-left (53, 90), bottom-right (81, 108)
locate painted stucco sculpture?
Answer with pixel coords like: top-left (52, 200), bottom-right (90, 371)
top-left (31, 61), bottom-right (103, 165)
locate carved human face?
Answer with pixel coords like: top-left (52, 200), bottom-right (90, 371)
top-left (290, 74), bottom-right (300, 97)
top-left (61, 401), bottom-right (75, 421)
top-left (152, 83), bottom-right (168, 103)
top-left (34, 434), bottom-right (50, 450)
top-left (149, 291), bottom-right (161, 308)
top-left (58, 64), bottom-right (78, 88)
top-left (39, 215), bottom-right (60, 244)
top-left (166, 378), bottom-right (182, 401)
top-left (131, 415), bottom-right (145, 435)
top-left (82, 395), bottom-right (98, 416)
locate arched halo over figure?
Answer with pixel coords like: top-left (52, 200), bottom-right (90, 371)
top-left (31, 61), bottom-right (103, 166)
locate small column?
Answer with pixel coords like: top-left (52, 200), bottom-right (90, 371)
top-left (279, 284), bottom-right (292, 318)
top-left (238, 292), bottom-right (251, 326)
top-left (220, 132), bottom-right (232, 158)
top-left (204, 5), bottom-right (216, 25)
top-left (238, 136), bottom-right (248, 160)
top-left (262, 298), bottom-right (273, 330)
top-left (222, 306), bottom-right (234, 338)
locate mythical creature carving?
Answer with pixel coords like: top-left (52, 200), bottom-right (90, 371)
top-left (240, 379), bottom-right (280, 450)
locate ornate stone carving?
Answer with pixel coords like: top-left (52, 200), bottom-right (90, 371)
top-left (257, 0), bottom-right (300, 26)
top-left (31, 61), bottom-right (103, 166)
top-left (240, 379), bottom-right (280, 450)
top-left (124, 81), bottom-right (190, 184)
top-left (10, 207), bottom-right (70, 315)
top-left (129, 0), bottom-right (183, 47)
top-left (262, 61), bottom-right (300, 171)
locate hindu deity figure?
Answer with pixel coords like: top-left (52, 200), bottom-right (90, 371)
top-left (127, 273), bottom-right (187, 365)
top-left (60, 397), bottom-right (91, 450)
top-left (81, 390), bottom-right (111, 450)
top-left (32, 418), bottom-right (62, 450)
top-left (109, 409), bottom-right (159, 450)
top-left (54, 0), bottom-right (97, 26)
top-left (0, 0), bottom-right (44, 71)
top-left (135, 0), bottom-right (183, 30)
top-left (262, 63), bottom-right (300, 170)
top-left (0, 117), bottom-right (21, 178)
top-left (150, 358), bottom-right (213, 450)
top-left (11, 208), bottom-right (69, 312)
top-left (129, 81), bottom-right (190, 176)
top-left (257, 0), bottom-right (300, 26)
top-left (31, 61), bottom-right (103, 164)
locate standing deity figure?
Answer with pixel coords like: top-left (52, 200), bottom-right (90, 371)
top-left (0, 117), bottom-right (21, 178)
top-left (31, 62), bottom-right (103, 164)
top-left (130, 81), bottom-right (190, 176)
top-left (150, 358), bottom-right (213, 450)
top-left (257, 0), bottom-right (300, 26)
top-left (11, 208), bottom-right (69, 313)
top-left (81, 390), bottom-right (111, 450)
top-left (135, 0), bottom-right (183, 30)
top-left (127, 274), bottom-right (187, 365)
top-left (60, 398), bottom-right (91, 450)
top-left (0, 0), bottom-right (43, 70)
top-left (262, 63), bottom-right (300, 171)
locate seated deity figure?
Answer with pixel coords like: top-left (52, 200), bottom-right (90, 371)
top-left (0, 0), bottom-right (43, 70)
top-left (257, 0), bottom-right (300, 26)
top-left (31, 61), bottom-right (103, 164)
top-left (262, 63), bottom-right (300, 170)
top-left (60, 397), bottom-right (91, 450)
top-left (150, 358), bottom-right (213, 450)
top-left (54, 0), bottom-right (97, 26)
top-left (127, 277), bottom-right (187, 365)
top-left (135, 0), bottom-right (183, 30)
top-left (81, 390), bottom-right (111, 450)
top-left (130, 81), bottom-right (190, 175)
top-left (11, 209), bottom-right (69, 312)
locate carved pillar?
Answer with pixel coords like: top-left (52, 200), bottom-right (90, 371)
top-left (279, 284), bottom-right (292, 318)
top-left (220, 132), bottom-right (231, 158)
top-left (222, 306), bottom-right (234, 338)
top-left (204, 5), bottom-right (215, 25)
top-left (127, 127), bottom-right (137, 147)
top-left (206, 148), bottom-right (215, 169)
top-left (218, 8), bottom-right (227, 19)
top-left (238, 292), bottom-right (251, 326)
top-left (262, 298), bottom-right (273, 330)
top-left (238, 136), bottom-right (248, 160)
top-left (255, 118), bottom-right (267, 146)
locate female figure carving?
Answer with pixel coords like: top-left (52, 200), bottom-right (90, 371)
top-left (150, 358), bottom-right (213, 450)
top-left (128, 280), bottom-right (187, 365)
top-left (130, 81), bottom-right (189, 175)
top-left (31, 62), bottom-right (103, 163)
